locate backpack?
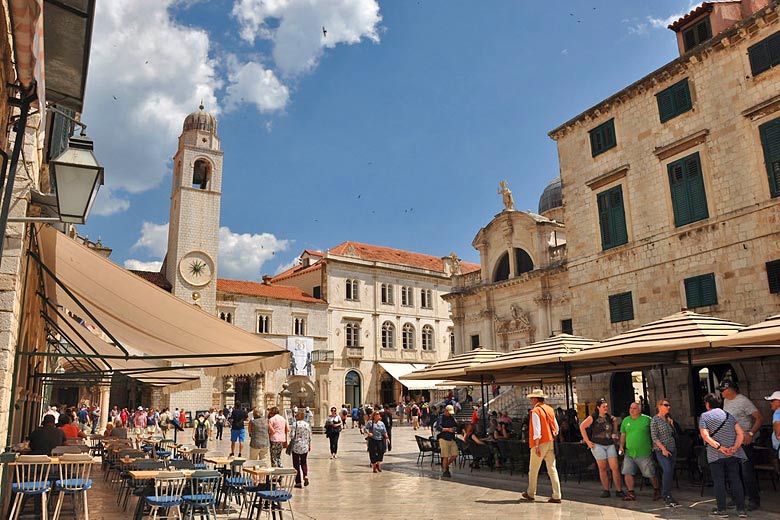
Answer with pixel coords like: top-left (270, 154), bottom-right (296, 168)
top-left (195, 419), bottom-right (208, 442)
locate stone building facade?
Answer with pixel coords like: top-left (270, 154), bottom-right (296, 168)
top-left (448, 1), bottom-right (780, 427)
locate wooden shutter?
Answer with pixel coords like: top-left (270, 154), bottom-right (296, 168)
top-left (699, 274), bottom-right (717, 305)
top-left (657, 88), bottom-right (674, 122)
top-left (685, 154), bottom-right (709, 222)
top-left (609, 292), bottom-right (633, 323)
top-left (683, 27), bottom-right (697, 51)
top-left (609, 188), bottom-right (628, 246)
top-left (598, 191), bottom-right (612, 247)
top-left (608, 294), bottom-right (622, 323)
top-left (685, 273), bottom-right (717, 308)
top-left (669, 160), bottom-right (690, 226)
top-left (767, 260), bottom-right (780, 294)
top-left (760, 118), bottom-right (780, 197)
top-left (673, 80), bottom-right (692, 114)
top-left (748, 32), bottom-right (780, 76)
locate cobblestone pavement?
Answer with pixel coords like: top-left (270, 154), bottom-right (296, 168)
top-left (79, 425), bottom-right (779, 519)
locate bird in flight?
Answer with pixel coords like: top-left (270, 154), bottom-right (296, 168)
top-left (322, 26), bottom-right (327, 37)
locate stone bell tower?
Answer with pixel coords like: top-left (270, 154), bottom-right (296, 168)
top-left (164, 105), bottom-right (223, 313)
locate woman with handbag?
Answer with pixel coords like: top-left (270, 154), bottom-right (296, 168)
top-left (268, 406), bottom-right (289, 468)
top-left (325, 406), bottom-right (343, 459)
top-left (365, 410), bottom-right (390, 473)
top-left (289, 409), bottom-right (312, 488)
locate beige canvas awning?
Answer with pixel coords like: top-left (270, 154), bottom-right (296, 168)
top-left (710, 314), bottom-right (780, 348)
top-left (35, 225), bottom-right (289, 381)
top-left (378, 362), bottom-right (453, 390)
top-left (402, 347), bottom-right (502, 381)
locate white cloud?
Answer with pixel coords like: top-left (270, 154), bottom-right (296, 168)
top-left (128, 221), bottom-right (291, 281)
top-left (224, 60), bottom-right (290, 113)
top-left (131, 221), bottom-right (170, 258)
top-left (91, 188), bottom-right (130, 217)
top-left (646, 1), bottom-right (701, 31)
top-left (218, 226), bottom-right (291, 280)
top-left (232, 0), bottom-right (382, 76)
top-left (274, 257), bottom-right (300, 275)
top-left (124, 259), bottom-right (163, 271)
top-left (85, 0), bottom-right (220, 201)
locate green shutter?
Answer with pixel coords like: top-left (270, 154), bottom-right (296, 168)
top-left (598, 186), bottom-right (628, 250)
top-left (608, 294), bottom-right (622, 323)
top-left (657, 89), bottom-right (674, 122)
top-left (609, 292), bottom-right (633, 323)
top-left (760, 118), bottom-right (780, 197)
top-left (669, 153), bottom-right (707, 226)
top-left (767, 260), bottom-right (780, 294)
top-left (590, 119), bottom-right (617, 157)
top-left (685, 273), bottom-right (717, 308)
top-left (749, 32), bottom-right (780, 76)
top-left (657, 79), bottom-right (692, 123)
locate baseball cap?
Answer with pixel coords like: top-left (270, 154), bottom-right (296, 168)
top-left (717, 379), bottom-right (738, 391)
top-left (764, 390), bottom-right (780, 401)
top-left (137, 406), bottom-right (143, 411)
top-left (445, 405), bottom-right (455, 413)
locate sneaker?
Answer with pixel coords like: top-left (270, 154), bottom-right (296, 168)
top-left (547, 498), bottom-right (562, 504)
top-left (623, 491), bottom-right (636, 501)
top-left (710, 510), bottom-right (729, 518)
top-left (237, 453), bottom-right (242, 458)
top-left (737, 510), bottom-right (748, 518)
top-left (304, 477), bottom-right (309, 486)
top-left (615, 490), bottom-right (626, 498)
top-left (600, 490), bottom-right (610, 498)
top-left (442, 470), bottom-right (451, 478)
top-left (666, 498), bottom-right (681, 508)
top-left (229, 452), bottom-right (234, 457)
top-left (520, 492), bottom-right (535, 502)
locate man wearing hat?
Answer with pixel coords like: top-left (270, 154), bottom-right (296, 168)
top-left (720, 379), bottom-right (762, 510)
top-left (437, 404), bottom-right (459, 477)
top-left (765, 390), bottom-right (780, 455)
top-left (521, 389), bottom-right (561, 504)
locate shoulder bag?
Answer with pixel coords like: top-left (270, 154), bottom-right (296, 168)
top-left (286, 421), bottom-right (298, 455)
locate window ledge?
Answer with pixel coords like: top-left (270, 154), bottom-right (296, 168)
top-left (742, 93), bottom-right (780, 121)
top-left (587, 164), bottom-right (630, 191)
top-left (654, 129), bottom-right (709, 160)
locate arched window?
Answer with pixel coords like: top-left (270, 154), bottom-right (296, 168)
top-left (515, 248), bottom-right (534, 275)
top-left (345, 370), bottom-right (361, 408)
top-left (219, 312), bottom-right (232, 324)
top-left (402, 323), bottom-right (415, 350)
top-left (421, 325), bottom-right (434, 351)
top-left (345, 322), bottom-right (360, 347)
top-left (381, 321), bottom-right (395, 349)
top-left (346, 279), bottom-right (359, 301)
top-left (293, 317), bottom-right (306, 335)
top-left (494, 252), bottom-right (510, 282)
top-left (192, 159), bottom-right (210, 189)
top-left (257, 314), bottom-right (270, 333)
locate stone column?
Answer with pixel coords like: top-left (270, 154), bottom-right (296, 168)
top-left (224, 376), bottom-right (236, 408)
top-left (278, 383), bottom-right (292, 414)
top-left (254, 374), bottom-right (264, 412)
top-left (99, 385), bottom-right (111, 434)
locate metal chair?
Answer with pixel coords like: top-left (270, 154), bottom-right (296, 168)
top-left (190, 448), bottom-right (208, 469)
top-left (182, 470), bottom-right (220, 520)
top-left (52, 453), bottom-right (93, 520)
top-left (9, 455), bottom-right (52, 520)
top-left (123, 460), bottom-right (166, 510)
top-left (145, 471), bottom-right (186, 520)
top-left (253, 468), bottom-right (297, 520)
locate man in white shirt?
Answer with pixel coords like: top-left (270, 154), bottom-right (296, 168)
top-left (719, 379), bottom-right (762, 511)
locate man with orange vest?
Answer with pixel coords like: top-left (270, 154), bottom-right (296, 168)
top-left (520, 389), bottom-right (562, 503)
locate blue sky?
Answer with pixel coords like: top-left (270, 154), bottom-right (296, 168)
top-left (80, 0), bottom-right (698, 281)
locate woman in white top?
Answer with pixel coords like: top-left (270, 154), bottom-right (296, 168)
top-left (290, 409), bottom-right (312, 488)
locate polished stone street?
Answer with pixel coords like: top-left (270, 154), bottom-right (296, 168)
top-left (82, 424), bottom-right (779, 520)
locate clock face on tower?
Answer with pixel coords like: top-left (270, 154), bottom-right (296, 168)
top-left (178, 251), bottom-right (215, 287)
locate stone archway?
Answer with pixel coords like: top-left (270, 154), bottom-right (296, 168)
top-left (287, 376), bottom-right (316, 409)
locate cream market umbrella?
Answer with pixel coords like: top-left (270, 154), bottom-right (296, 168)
top-left (710, 314), bottom-right (780, 348)
top-left (465, 334), bottom-right (598, 409)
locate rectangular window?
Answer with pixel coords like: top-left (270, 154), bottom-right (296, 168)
top-left (685, 273), bottom-right (718, 308)
top-left (381, 283), bottom-right (394, 304)
top-left (257, 314), bottom-right (270, 334)
top-left (597, 185), bottom-right (628, 250)
top-left (421, 289), bottom-right (433, 309)
top-left (759, 118), bottom-right (780, 198)
top-left (401, 286), bottom-right (413, 306)
top-left (668, 152), bottom-right (709, 227)
top-left (312, 286), bottom-right (321, 299)
top-left (470, 334), bottom-right (480, 350)
top-left (767, 260), bottom-right (780, 294)
top-left (448, 328), bottom-right (455, 355)
top-left (682, 17), bottom-right (712, 52)
top-left (608, 292), bottom-right (634, 323)
top-left (589, 119), bottom-right (617, 157)
top-left (656, 78), bottom-right (693, 123)
top-left (748, 31), bottom-right (780, 77)
top-left (561, 319), bottom-right (573, 335)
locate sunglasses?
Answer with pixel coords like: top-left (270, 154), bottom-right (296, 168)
top-left (661, 403), bottom-right (671, 407)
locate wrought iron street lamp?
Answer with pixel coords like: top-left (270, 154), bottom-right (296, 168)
top-left (48, 133), bottom-right (104, 224)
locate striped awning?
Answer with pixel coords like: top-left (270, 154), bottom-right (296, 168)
top-left (710, 314), bottom-right (780, 348)
top-left (402, 347), bottom-right (502, 381)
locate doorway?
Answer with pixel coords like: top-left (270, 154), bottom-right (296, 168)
top-left (345, 370), bottom-right (362, 407)
top-left (235, 376), bottom-right (252, 410)
top-left (610, 371), bottom-right (637, 417)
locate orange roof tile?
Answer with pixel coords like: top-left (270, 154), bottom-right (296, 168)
top-left (327, 241), bottom-right (480, 274)
top-left (270, 262), bottom-right (322, 283)
top-left (130, 270), bottom-right (172, 291)
top-left (217, 278), bottom-right (325, 304)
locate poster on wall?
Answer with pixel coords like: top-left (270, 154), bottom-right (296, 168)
top-left (287, 336), bottom-right (313, 376)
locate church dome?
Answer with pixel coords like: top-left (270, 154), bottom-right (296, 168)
top-left (538, 176), bottom-right (563, 215)
top-left (183, 104), bottom-right (217, 133)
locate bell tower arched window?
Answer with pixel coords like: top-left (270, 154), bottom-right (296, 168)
top-left (192, 159), bottom-right (210, 189)
top-left (515, 248), bottom-right (534, 275)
